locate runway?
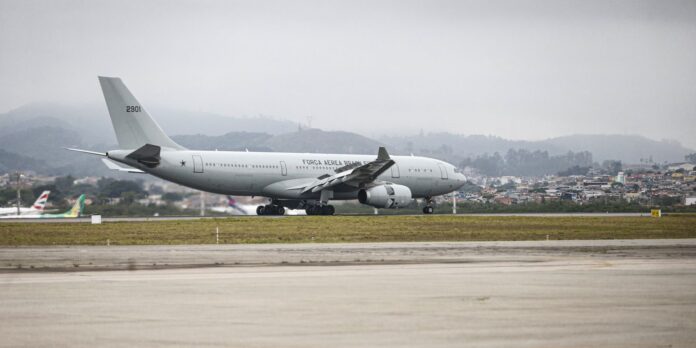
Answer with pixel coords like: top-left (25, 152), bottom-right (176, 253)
top-left (1, 240), bottom-right (695, 347)
top-left (0, 212), bottom-right (651, 223)
top-left (2, 239), bottom-right (696, 271)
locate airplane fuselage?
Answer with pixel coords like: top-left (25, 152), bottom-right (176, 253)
top-left (108, 149), bottom-right (465, 201)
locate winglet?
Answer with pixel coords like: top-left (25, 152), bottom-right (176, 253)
top-left (377, 146), bottom-right (390, 161)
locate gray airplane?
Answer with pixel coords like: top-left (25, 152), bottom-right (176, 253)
top-left (68, 77), bottom-right (466, 215)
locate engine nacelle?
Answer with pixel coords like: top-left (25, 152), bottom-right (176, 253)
top-left (358, 184), bottom-right (413, 209)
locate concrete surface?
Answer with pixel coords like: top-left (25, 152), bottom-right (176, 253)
top-left (1, 240), bottom-right (696, 347)
top-left (0, 239), bottom-right (696, 272)
top-left (2, 239), bottom-right (696, 271)
top-left (0, 212), bottom-right (650, 223)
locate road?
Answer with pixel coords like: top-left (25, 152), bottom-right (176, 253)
top-left (1, 239), bottom-right (695, 347)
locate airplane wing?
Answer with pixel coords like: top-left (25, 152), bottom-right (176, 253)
top-left (101, 158), bottom-right (145, 173)
top-left (292, 147), bottom-right (395, 194)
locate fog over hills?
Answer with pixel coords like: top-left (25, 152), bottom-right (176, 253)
top-left (0, 103), bottom-right (693, 176)
top-left (0, 103), bottom-right (298, 146)
top-left (172, 129), bottom-right (383, 155)
top-left (382, 133), bottom-right (694, 164)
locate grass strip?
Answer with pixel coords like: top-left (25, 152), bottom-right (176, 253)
top-left (0, 215), bottom-right (695, 246)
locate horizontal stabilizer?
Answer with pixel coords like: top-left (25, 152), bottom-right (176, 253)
top-left (101, 159), bottom-right (144, 173)
top-left (126, 144), bottom-right (161, 168)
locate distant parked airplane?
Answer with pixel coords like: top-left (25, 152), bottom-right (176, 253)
top-left (211, 196), bottom-right (308, 216)
top-left (0, 191), bottom-right (50, 216)
top-left (0, 194), bottom-right (85, 219)
top-left (68, 77), bottom-right (466, 215)
top-left (210, 196), bottom-right (257, 215)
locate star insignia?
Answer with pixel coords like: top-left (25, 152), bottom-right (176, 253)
top-left (180, 160), bottom-right (186, 167)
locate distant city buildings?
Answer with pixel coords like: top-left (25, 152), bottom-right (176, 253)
top-left (457, 162), bottom-right (696, 208)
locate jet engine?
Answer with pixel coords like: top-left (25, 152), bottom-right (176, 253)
top-left (357, 184), bottom-right (412, 209)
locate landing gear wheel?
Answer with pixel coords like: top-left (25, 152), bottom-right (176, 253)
top-left (258, 204), bottom-right (285, 215)
top-left (305, 205), bottom-right (334, 215)
top-left (423, 206), bottom-right (434, 214)
top-left (321, 205), bottom-right (335, 216)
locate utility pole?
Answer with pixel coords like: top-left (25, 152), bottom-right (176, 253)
top-left (14, 172), bottom-right (22, 216)
top-left (200, 191), bottom-right (205, 217)
top-left (452, 193), bottom-right (457, 214)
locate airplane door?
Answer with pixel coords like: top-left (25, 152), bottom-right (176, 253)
top-left (280, 161), bottom-right (287, 176)
top-left (193, 155), bottom-right (204, 173)
top-left (391, 164), bottom-right (400, 178)
top-left (438, 164), bottom-right (448, 179)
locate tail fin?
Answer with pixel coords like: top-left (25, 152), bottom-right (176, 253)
top-left (98, 76), bottom-right (184, 150)
top-left (31, 191), bottom-right (50, 212)
top-left (63, 194), bottom-right (85, 218)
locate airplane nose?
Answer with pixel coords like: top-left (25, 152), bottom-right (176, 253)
top-left (456, 174), bottom-right (466, 186)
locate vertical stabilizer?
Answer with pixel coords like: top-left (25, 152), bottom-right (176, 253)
top-left (64, 194), bottom-right (85, 218)
top-left (98, 76), bottom-right (184, 150)
top-left (31, 191), bottom-right (50, 211)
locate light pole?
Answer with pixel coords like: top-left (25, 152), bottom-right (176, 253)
top-left (14, 172), bottom-right (23, 216)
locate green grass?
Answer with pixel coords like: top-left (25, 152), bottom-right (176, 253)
top-left (1, 215), bottom-right (695, 246)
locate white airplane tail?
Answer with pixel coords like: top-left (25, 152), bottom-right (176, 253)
top-left (98, 76), bottom-right (184, 150)
top-left (31, 191), bottom-right (50, 212)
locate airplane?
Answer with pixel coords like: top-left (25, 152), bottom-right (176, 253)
top-left (0, 191), bottom-right (51, 216)
top-left (0, 194), bottom-right (85, 219)
top-left (67, 77), bottom-right (466, 215)
top-left (211, 196), bottom-right (308, 216)
top-left (210, 196), bottom-right (257, 215)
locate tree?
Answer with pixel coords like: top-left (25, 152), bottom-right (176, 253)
top-left (685, 153), bottom-right (696, 164)
top-left (98, 179), bottom-right (146, 198)
top-left (54, 176), bottom-right (75, 193)
top-left (161, 192), bottom-right (184, 202)
top-left (602, 160), bottom-right (622, 175)
top-left (558, 165), bottom-right (590, 176)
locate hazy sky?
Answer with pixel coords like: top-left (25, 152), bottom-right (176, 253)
top-left (1, 0), bottom-right (695, 147)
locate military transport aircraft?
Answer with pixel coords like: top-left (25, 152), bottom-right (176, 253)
top-left (68, 77), bottom-right (466, 215)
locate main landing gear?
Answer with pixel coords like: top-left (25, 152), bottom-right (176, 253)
top-left (422, 197), bottom-right (434, 214)
top-left (257, 204), bottom-right (285, 216)
top-left (305, 205), bottom-right (335, 216)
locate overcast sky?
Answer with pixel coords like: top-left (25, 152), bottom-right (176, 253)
top-left (1, 0), bottom-right (695, 147)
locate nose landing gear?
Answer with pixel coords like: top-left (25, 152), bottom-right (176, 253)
top-left (422, 197), bottom-right (435, 214)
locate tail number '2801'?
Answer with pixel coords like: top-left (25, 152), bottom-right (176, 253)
top-left (126, 105), bottom-right (142, 113)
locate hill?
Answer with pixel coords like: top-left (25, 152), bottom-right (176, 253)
top-left (539, 134), bottom-right (692, 163)
top-left (173, 128), bottom-right (382, 154)
top-left (0, 103), bottom-right (298, 146)
top-left (0, 102), bottom-right (693, 176)
top-left (380, 132), bottom-right (693, 164)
